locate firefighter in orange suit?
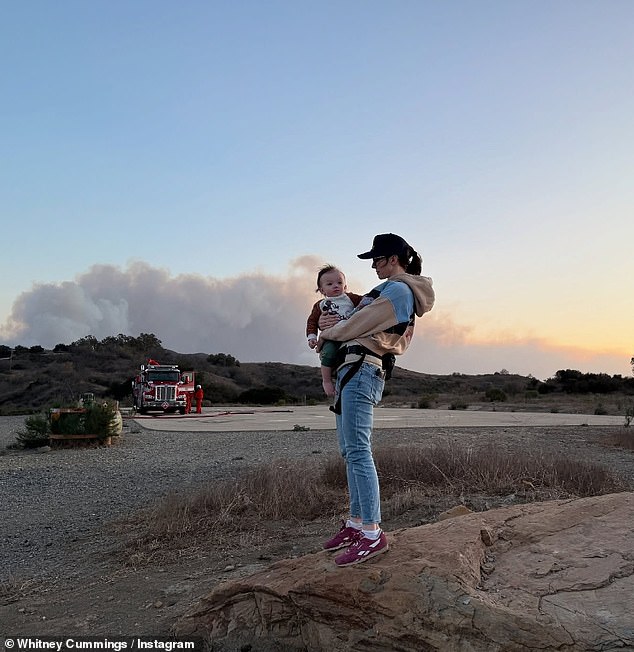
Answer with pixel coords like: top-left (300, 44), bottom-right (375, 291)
top-left (194, 385), bottom-right (204, 414)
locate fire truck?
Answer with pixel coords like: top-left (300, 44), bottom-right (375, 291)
top-left (132, 360), bottom-right (195, 415)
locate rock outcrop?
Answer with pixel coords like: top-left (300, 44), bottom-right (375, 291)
top-left (175, 492), bottom-right (634, 651)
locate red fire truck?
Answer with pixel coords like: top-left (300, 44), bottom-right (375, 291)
top-left (132, 360), bottom-right (195, 415)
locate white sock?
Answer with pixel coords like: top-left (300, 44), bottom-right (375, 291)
top-left (362, 528), bottom-right (381, 540)
top-left (346, 519), bottom-right (362, 530)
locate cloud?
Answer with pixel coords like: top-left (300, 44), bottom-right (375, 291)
top-left (403, 311), bottom-right (631, 380)
top-left (1, 261), bottom-right (630, 380)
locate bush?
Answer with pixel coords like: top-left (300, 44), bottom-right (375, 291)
top-left (207, 353), bottom-right (240, 367)
top-left (416, 393), bottom-right (436, 409)
top-left (625, 405), bottom-right (634, 427)
top-left (105, 378), bottom-right (133, 401)
top-left (485, 388), bottom-right (507, 402)
top-left (205, 381), bottom-right (240, 404)
top-left (238, 386), bottom-right (287, 405)
top-left (83, 403), bottom-right (119, 440)
top-left (50, 402), bottom-right (119, 441)
top-left (16, 414), bottom-right (50, 448)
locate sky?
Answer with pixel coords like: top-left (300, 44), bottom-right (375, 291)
top-left (1, 0), bottom-right (633, 381)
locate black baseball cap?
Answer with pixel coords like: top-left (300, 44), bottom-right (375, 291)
top-left (358, 233), bottom-right (410, 259)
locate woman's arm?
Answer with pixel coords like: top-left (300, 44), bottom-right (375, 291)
top-left (319, 282), bottom-right (414, 344)
top-left (320, 296), bottom-right (396, 343)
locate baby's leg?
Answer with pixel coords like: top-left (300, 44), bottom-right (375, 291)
top-left (321, 365), bottom-right (335, 397)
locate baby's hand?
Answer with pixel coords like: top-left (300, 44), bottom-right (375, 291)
top-left (308, 339), bottom-right (317, 349)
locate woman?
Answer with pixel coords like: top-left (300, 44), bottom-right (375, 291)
top-left (317, 233), bottom-right (435, 566)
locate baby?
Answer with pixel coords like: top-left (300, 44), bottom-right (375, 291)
top-left (306, 265), bottom-right (363, 396)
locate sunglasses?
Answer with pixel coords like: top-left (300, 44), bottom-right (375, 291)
top-left (372, 256), bottom-right (387, 265)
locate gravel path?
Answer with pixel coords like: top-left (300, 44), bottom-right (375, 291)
top-left (2, 414), bottom-right (634, 587)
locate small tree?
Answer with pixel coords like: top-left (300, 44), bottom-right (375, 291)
top-left (625, 405), bottom-right (634, 428)
top-left (50, 402), bottom-right (120, 441)
top-left (82, 402), bottom-right (119, 440)
top-left (208, 353), bottom-right (240, 367)
top-left (485, 388), bottom-right (507, 402)
top-left (238, 386), bottom-right (286, 405)
top-left (16, 414), bottom-right (50, 448)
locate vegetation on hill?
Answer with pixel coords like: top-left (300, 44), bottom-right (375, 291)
top-left (0, 334), bottom-right (632, 415)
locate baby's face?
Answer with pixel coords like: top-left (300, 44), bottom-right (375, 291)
top-left (319, 270), bottom-right (346, 297)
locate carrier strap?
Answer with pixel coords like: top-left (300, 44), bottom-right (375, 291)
top-left (329, 353), bottom-right (366, 416)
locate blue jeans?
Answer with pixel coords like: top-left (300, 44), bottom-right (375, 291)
top-left (335, 362), bottom-right (385, 525)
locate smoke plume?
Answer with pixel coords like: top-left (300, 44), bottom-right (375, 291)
top-left (1, 259), bottom-right (321, 366)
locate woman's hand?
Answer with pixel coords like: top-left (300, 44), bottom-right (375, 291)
top-left (318, 313), bottom-right (340, 331)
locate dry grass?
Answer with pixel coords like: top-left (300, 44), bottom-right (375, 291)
top-left (0, 574), bottom-right (42, 604)
top-left (370, 443), bottom-right (627, 498)
top-left (127, 459), bottom-right (344, 552)
top-left (607, 427), bottom-right (634, 450)
top-left (125, 442), bottom-right (629, 560)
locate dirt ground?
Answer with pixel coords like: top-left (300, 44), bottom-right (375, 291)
top-left (2, 420), bottom-right (634, 646)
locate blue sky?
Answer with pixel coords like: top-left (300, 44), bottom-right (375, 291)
top-left (2, 1), bottom-right (633, 379)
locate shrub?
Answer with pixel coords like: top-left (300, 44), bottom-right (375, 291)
top-left (105, 378), bottom-right (133, 401)
top-left (238, 386), bottom-right (287, 405)
top-left (16, 414), bottom-right (50, 448)
top-left (50, 402), bottom-right (119, 441)
top-left (83, 403), bottom-right (119, 440)
top-left (485, 388), bottom-right (507, 402)
top-left (416, 394), bottom-right (436, 409)
top-left (207, 353), bottom-right (240, 367)
top-left (205, 382), bottom-right (240, 404)
top-left (625, 405), bottom-right (634, 428)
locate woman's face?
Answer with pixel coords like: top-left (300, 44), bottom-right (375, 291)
top-left (372, 255), bottom-right (392, 279)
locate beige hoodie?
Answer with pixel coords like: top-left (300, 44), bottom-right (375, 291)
top-left (319, 273), bottom-right (435, 358)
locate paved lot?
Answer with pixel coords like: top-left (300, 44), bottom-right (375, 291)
top-left (131, 406), bottom-right (625, 432)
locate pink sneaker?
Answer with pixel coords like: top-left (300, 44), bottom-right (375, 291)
top-left (334, 531), bottom-right (389, 566)
top-left (323, 521), bottom-right (362, 551)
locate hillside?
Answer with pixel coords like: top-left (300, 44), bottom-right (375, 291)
top-left (1, 337), bottom-right (632, 416)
